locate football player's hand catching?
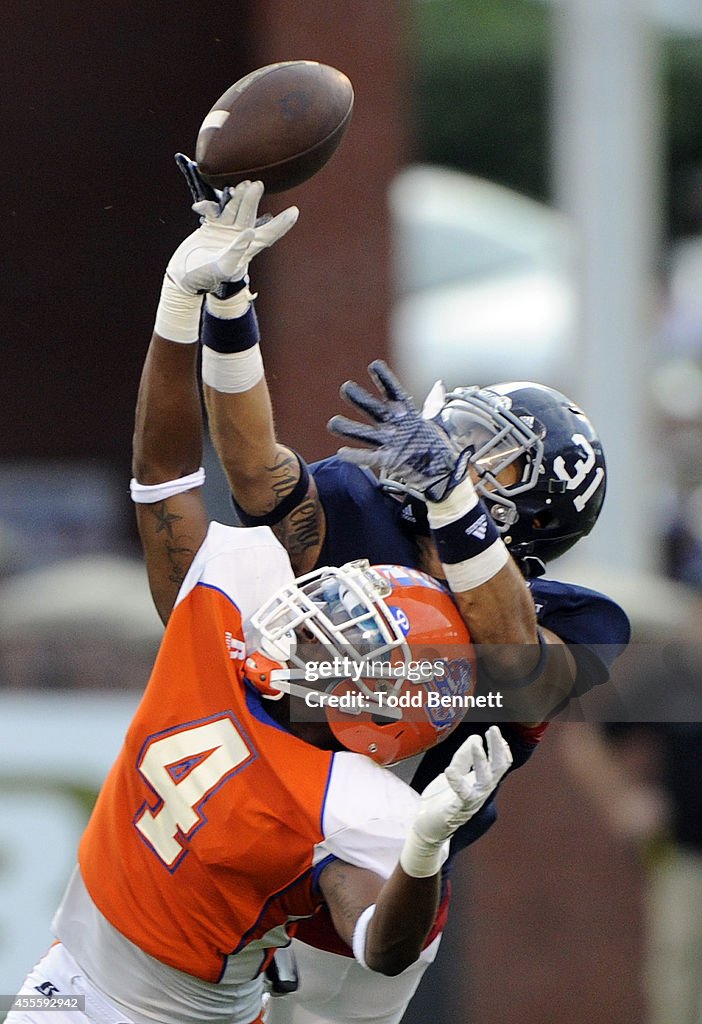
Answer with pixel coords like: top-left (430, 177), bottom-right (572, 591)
top-left (400, 726), bottom-right (513, 877)
top-left (165, 180), bottom-right (299, 296)
top-left (175, 152), bottom-right (220, 206)
top-left (328, 360), bottom-right (471, 502)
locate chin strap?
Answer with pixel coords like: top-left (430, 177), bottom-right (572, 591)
top-left (243, 652), bottom-right (402, 719)
top-left (244, 652), bottom-right (288, 700)
top-left (244, 652), bottom-right (334, 708)
top-left (519, 555), bottom-right (547, 578)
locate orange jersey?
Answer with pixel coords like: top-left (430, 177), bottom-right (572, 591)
top-left (77, 526), bottom-right (332, 982)
top-left (65, 526), bottom-right (421, 989)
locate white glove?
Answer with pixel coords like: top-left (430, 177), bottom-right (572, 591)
top-left (166, 180), bottom-right (299, 295)
top-left (400, 725), bottom-right (513, 877)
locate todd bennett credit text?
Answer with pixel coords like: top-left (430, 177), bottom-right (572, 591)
top-left (304, 690), bottom-right (503, 710)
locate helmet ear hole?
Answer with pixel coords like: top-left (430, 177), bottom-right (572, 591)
top-left (452, 383), bottom-right (605, 563)
top-left (533, 509), bottom-right (558, 530)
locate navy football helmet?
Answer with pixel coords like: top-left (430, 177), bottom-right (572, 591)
top-left (385, 381), bottom-right (606, 572)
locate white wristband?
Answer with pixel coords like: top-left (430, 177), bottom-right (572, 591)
top-left (130, 467), bottom-right (205, 504)
top-left (441, 542), bottom-right (510, 591)
top-left (201, 345), bottom-right (264, 393)
top-left (399, 830), bottom-right (450, 879)
top-left (426, 476), bottom-right (479, 527)
top-left (352, 904), bottom-right (376, 970)
top-left (154, 275), bottom-right (203, 343)
top-left (428, 475), bottom-right (510, 591)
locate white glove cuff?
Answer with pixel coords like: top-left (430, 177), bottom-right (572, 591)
top-left (426, 476), bottom-right (479, 527)
top-left (351, 903), bottom-right (376, 970)
top-left (154, 275), bottom-right (203, 343)
top-left (206, 286), bottom-right (257, 320)
top-left (399, 829), bottom-right (450, 879)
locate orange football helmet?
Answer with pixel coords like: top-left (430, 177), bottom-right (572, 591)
top-left (246, 559), bottom-right (475, 765)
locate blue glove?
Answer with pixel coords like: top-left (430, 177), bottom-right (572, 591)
top-left (328, 360), bottom-right (471, 502)
top-left (175, 152), bottom-right (220, 205)
top-left (175, 154), bottom-right (234, 300)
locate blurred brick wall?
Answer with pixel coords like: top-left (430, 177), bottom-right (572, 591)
top-left (454, 724), bottom-right (646, 1024)
top-left (1, 0), bottom-right (408, 468)
top-left (248, 0), bottom-right (412, 457)
top-left (1, 2), bottom-right (260, 471)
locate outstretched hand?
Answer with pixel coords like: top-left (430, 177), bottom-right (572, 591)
top-left (165, 180), bottom-right (299, 296)
top-left (328, 360), bottom-right (471, 502)
top-left (400, 725), bottom-right (512, 878)
top-left (413, 726), bottom-right (513, 845)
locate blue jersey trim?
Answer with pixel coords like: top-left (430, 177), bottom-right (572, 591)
top-left (195, 580), bottom-right (244, 614)
top-left (243, 681), bottom-right (294, 733)
top-left (319, 752), bottom-right (335, 837)
top-left (312, 853), bottom-right (338, 896)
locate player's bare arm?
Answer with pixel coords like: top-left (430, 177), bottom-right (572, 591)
top-left (173, 157), bottom-right (325, 572)
top-left (270, 477), bottom-right (325, 570)
top-left (425, 549), bottom-right (577, 721)
top-left (132, 335), bottom-right (209, 624)
top-left (319, 861), bottom-right (438, 977)
top-left (171, 158), bottom-right (324, 570)
top-left (132, 179), bottom-right (299, 622)
top-left (203, 381), bottom-right (326, 574)
top-left (319, 726), bottom-right (511, 976)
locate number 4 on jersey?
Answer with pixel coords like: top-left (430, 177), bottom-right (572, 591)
top-left (134, 715), bottom-right (253, 869)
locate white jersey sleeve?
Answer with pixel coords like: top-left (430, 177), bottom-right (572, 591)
top-left (315, 751), bottom-right (420, 879)
top-left (174, 522), bottom-right (295, 628)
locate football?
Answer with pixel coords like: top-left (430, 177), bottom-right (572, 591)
top-left (195, 60), bottom-right (354, 193)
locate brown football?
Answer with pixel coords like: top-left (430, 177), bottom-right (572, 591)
top-left (195, 61), bottom-right (354, 193)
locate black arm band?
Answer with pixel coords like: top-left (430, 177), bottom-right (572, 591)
top-left (202, 304), bottom-right (260, 353)
top-left (231, 453), bottom-right (311, 527)
top-left (497, 628), bottom-right (550, 691)
top-left (431, 499), bottom-right (500, 564)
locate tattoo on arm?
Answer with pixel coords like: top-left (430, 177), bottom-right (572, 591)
top-left (321, 863), bottom-right (374, 941)
top-left (149, 501), bottom-right (198, 587)
top-left (262, 450), bottom-right (323, 567)
top-left (272, 498), bottom-right (322, 561)
top-left (267, 450), bottom-right (300, 505)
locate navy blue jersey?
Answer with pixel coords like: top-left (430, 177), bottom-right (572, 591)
top-left (313, 456), bottom-right (421, 569)
top-left (311, 455), bottom-right (630, 855)
top-left (312, 456), bottom-right (630, 686)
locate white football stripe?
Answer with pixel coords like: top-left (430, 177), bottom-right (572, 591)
top-left (199, 109), bottom-right (231, 132)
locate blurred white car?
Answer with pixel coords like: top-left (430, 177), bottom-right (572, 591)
top-left (389, 164), bottom-right (577, 398)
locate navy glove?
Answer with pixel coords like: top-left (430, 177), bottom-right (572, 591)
top-left (175, 152), bottom-right (221, 205)
top-left (328, 360), bottom-right (471, 502)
